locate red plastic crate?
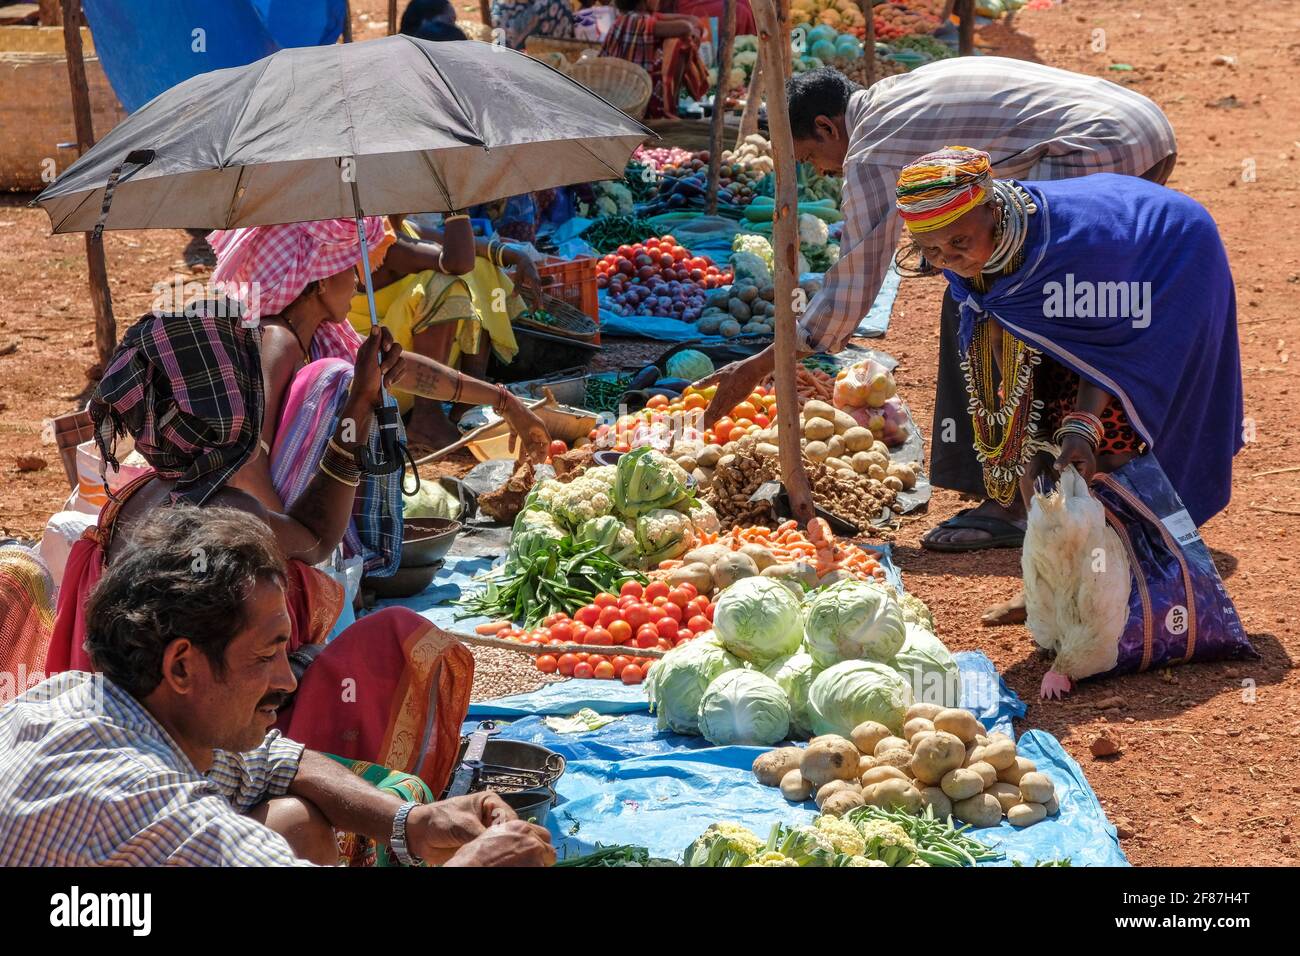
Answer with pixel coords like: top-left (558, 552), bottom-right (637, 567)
top-left (537, 255), bottom-right (600, 341)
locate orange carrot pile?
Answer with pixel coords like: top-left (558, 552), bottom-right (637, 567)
top-left (661, 518), bottom-right (886, 583)
top-left (794, 366), bottom-right (835, 404)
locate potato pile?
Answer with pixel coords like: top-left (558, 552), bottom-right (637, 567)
top-left (795, 401), bottom-right (918, 493)
top-left (752, 704), bottom-right (1060, 829)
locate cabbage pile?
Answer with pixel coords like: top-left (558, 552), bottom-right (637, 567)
top-left (647, 581), bottom-right (960, 745)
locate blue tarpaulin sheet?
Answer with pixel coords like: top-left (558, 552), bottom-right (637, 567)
top-left (83, 0), bottom-right (346, 113)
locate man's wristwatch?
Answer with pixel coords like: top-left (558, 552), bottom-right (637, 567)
top-left (390, 801), bottom-right (423, 867)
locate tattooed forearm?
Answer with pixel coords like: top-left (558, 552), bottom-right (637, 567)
top-left (404, 358), bottom-right (453, 400)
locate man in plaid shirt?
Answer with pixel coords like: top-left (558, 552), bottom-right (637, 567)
top-left (703, 59), bottom-right (1175, 585)
top-left (0, 507), bottom-right (554, 867)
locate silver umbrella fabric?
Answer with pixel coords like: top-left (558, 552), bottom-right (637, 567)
top-left (35, 34), bottom-right (652, 233)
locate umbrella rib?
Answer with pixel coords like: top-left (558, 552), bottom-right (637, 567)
top-left (402, 35), bottom-right (485, 148)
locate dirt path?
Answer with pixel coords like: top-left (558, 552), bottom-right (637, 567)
top-left (1, 0), bottom-right (1295, 865)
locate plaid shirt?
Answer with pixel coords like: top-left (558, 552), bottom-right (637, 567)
top-left (797, 56), bottom-right (1177, 353)
top-left (0, 672), bottom-right (313, 866)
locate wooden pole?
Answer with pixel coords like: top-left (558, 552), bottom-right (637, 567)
top-left (342, 0), bottom-right (353, 42)
top-left (452, 631), bottom-right (667, 659)
top-left (735, 53), bottom-right (765, 149)
top-left (388, 0), bottom-right (398, 35)
top-left (60, 0), bottom-right (115, 371)
top-left (777, 0), bottom-right (792, 77)
top-left (752, 0), bottom-right (814, 526)
top-left (956, 0), bottom-right (974, 56)
top-left (705, 0), bottom-right (736, 215)
top-left (859, 0), bottom-right (875, 86)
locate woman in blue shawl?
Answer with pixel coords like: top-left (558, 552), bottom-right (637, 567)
top-left (897, 146), bottom-right (1242, 624)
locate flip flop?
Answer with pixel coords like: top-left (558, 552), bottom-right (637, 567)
top-left (921, 507), bottom-right (1026, 553)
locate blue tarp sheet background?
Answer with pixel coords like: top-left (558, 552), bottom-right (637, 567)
top-left (84, 0), bottom-right (346, 113)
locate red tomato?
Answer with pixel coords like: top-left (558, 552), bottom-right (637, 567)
top-left (687, 615), bottom-right (712, 634)
top-left (598, 605), bottom-right (623, 628)
top-left (656, 638), bottom-right (674, 650)
top-left (621, 663), bottom-right (645, 685)
top-left (624, 604), bottom-right (652, 630)
top-left (593, 592), bottom-right (618, 608)
top-left (543, 613), bottom-right (564, 627)
top-left (705, 603), bottom-right (715, 622)
top-left (620, 580), bottom-right (644, 600)
top-left (607, 620), bottom-right (633, 645)
top-left (593, 661), bottom-right (615, 680)
top-left (635, 626), bottom-right (660, 648)
top-left (616, 244), bottom-right (634, 258)
top-left (675, 582), bottom-right (699, 601)
top-left (687, 596), bottom-right (710, 618)
top-left (652, 595), bottom-right (669, 607)
top-left (556, 653), bottom-right (578, 676)
top-left (535, 655), bottom-right (558, 674)
top-left (647, 605), bottom-right (667, 624)
top-left (588, 654), bottom-right (608, 667)
top-left (548, 638), bottom-right (564, 647)
top-left (575, 652), bottom-right (590, 662)
top-left (656, 617), bottom-right (679, 641)
top-left (644, 581), bottom-right (670, 602)
top-left (659, 234), bottom-right (676, 246)
top-left (550, 621), bottom-right (574, 644)
top-left (573, 661), bottom-right (594, 679)
top-left (576, 605), bottom-right (600, 626)
top-left (661, 602), bottom-right (683, 623)
top-left (610, 655), bottom-right (632, 677)
top-left (587, 627), bottom-right (613, 646)
top-left (547, 439), bottom-right (568, 458)
top-left (572, 624), bottom-right (590, 644)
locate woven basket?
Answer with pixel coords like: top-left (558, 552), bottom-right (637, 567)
top-left (568, 56), bottom-right (652, 120)
top-left (515, 293), bottom-right (599, 342)
top-left (523, 34), bottom-right (601, 64)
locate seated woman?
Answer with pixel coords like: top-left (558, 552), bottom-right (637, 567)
top-left (483, 0), bottom-right (576, 49)
top-left (667, 0), bottom-right (756, 36)
top-left (206, 217), bottom-right (551, 576)
top-left (601, 0), bottom-right (709, 119)
top-left (44, 309), bottom-right (476, 801)
top-left (895, 146), bottom-right (1242, 640)
top-left (401, 0), bottom-right (469, 41)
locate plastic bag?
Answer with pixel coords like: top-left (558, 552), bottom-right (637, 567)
top-left (832, 358), bottom-right (896, 410)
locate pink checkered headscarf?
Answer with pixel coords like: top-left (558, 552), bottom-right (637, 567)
top-left (208, 217), bottom-right (393, 324)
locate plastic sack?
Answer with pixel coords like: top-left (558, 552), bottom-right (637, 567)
top-left (38, 510), bottom-right (97, 589)
top-left (832, 358), bottom-right (896, 410)
top-left (1091, 455), bottom-right (1256, 675)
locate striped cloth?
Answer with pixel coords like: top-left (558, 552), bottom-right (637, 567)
top-left (0, 672), bottom-right (314, 866)
top-left (90, 311), bottom-right (263, 506)
top-left (796, 56), bottom-right (1177, 353)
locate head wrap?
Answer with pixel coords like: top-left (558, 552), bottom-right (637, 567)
top-left (207, 217), bottom-right (394, 324)
top-left (895, 146), bottom-right (994, 234)
top-left (89, 310), bottom-right (264, 506)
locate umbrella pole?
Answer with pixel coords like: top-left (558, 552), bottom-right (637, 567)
top-left (349, 177), bottom-right (386, 402)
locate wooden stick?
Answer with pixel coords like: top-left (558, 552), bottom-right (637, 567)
top-left (61, 0), bottom-right (116, 371)
top-left (753, 0), bottom-right (813, 526)
top-left (858, 0), bottom-right (875, 87)
top-left (342, 0), bottom-right (353, 42)
top-left (1250, 465), bottom-right (1300, 479)
top-left (1250, 505), bottom-right (1300, 517)
top-left (706, 0), bottom-right (736, 216)
top-left (388, 0), bottom-right (398, 35)
top-left (956, 0), bottom-right (975, 56)
top-left (452, 630), bottom-right (667, 659)
top-left (735, 54), bottom-right (765, 149)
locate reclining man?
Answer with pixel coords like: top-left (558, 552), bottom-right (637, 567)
top-left (0, 505), bottom-right (554, 867)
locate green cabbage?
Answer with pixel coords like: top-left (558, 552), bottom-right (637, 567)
top-left (404, 479), bottom-right (461, 520)
top-left (665, 349), bottom-right (715, 382)
top-left (762, 650), bottom-right (818, 739)
top-left (891, 623), bottom-right (961, 709)
top-left (645, 637), bottom-right (742, 735)
top-left (614, 447), bottom-right (690, 518)
top-left (802, 579), bottom-right (907, 668)
top-left (697, 669), bottom-right (791, 746)
top-left (712, 576), bottom-right (804, 666)
top-left (807, 659), bottom-right (913, 737)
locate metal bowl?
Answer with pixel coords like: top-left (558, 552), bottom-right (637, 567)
top-left (363, 561), bottom-right (442, 600)
top-left (401, 517), bottom-right (462, 567)
top-left (499, 787), bottom-right (557, 826)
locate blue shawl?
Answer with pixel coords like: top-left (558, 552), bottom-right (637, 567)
top-left (947, 175), bottom-right (1242, 526)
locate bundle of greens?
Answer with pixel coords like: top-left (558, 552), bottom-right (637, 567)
top-left (555, 844), bottom-right (678, 867)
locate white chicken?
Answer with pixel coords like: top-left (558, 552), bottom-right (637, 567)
top-left (1021, 466), bottom-right (1132, 699)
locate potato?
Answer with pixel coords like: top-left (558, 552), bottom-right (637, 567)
top-left (1044, 793), bottom-right (1060, 816)
top-left (825, 435), bottom-right (846, 459)
top-left (762, 561), bottom-right (820, 589)
top-left (697, 445), bottom-right (722, 468)
top-left (861, 766), bottom-right (908, 787)
top-left (975, 734), bottom-right (990, 747)
top-left (920, 787), bottom-right (953, 820)
top-left (874, 747), bottom-right (914, 773)
top-left (828, 457), bottom-right (855, 472)
top-left (905, 702), bottom-right (945, 723)
top-left (967, 760), bottom-right (998, 790)
top-left (903, 717), bottom-right (934, 742)
top-left (851, 721), bottom-right (893, 755)
top-left (667, 563), bottom-right (713, 594)
top-left (886, 462), bottom-right (917, 491)
top-left (804, 417), bottom-right (835, 441)
top-left (940, 767), bottom-right (985, 801)
top-left (1018, 772), bottom-right (1055, 804)
top-left (987, 782), bottom-right (1023, 813)
top-left (843, 426), bottom-right (874, 453)
top-left (873, 735), bottom-right (909, 757)
top-left (863, 778), bottom-right (922, 813)
top-left (997, 756), bottom-right (1038, 785)
top-left (822, 790), bottom-right (865, 817)
top-left (831, 409), bottom-right (858, 435)
top-left (953, 793), bottom-right (1004, 828)
top-left (933, 708), bottom-right (982, 744)
top-left (809, 734), bottom-right (852, 748)
top-left (857, 755), bottom-right (878, 776)
top-left (682, 544), bottom-right (732, 567)
top-left (780, 769), bottom-right (814, 802)
top-left (803, 400), bottom-right (836, 422)
top-left (815, 779), bottom-right (858, 809)
top-left (871, 441), bottom-right (890, 457)
top-left (850, 451), bottom-right (873, 473)
top-left (738, 543), bottom-right (777, 571)
top-left (675, 455), bottom-right (699, 473)
top-left (753, 747), bottom-right (804, 786)
top-left (755, 442), bottom-right (780, 458)
top-left (804, 440), bottom-right (829, 463)
top-left (909, 730), bottom-right (936, 749)
top-left (801, 737), bottom-right (862, 787)
top-left (1008, 802), bottom-right (1047, 828)
top-left (964, 744), bottom-right (986, 768)
top-left (909, 731), bottom-right (966, 785)
top-left (860, 783), bottom-right (878, 804)
top-left (883, 476), bottom-right (904, 493)
top-left (980, 737), bottom-right (1017, 771)
top-left (867, 464), bottom-right (886, 481)
top-left (712, 552), bottom-right (759, 589)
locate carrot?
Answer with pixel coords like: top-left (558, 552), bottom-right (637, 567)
top-left (659, 559), bottom-right (684, 570)
top-left (776, 520), bottom-right (798, 534)
top-left (475, 620), bottom-right (513, 635)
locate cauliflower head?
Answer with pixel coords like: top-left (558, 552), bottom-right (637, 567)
top-left (813, 815), bottom-right (866, 857)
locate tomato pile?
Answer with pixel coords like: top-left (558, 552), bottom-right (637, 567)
top-left (596, 236), bottom-right (733, 323)
top-left (491, 580), bottom-right (715, 682)
top-left (589, 383), bottom-right (778, 452)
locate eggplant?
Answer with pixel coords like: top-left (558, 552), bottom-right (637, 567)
top-left (654, 377), bottom-right (692, 394)
top-left (619, 389), bottom-right (650, 412)
top-left (644, 387), bottom-right (682, 401)
top-left (628, 364), bottom-right (661, 390)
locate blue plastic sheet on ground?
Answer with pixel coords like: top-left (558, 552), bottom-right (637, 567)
top-left (84, 0), bottom-right (345, 113)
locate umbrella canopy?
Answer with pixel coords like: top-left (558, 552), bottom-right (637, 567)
top-left (35, 35), bottom-right (652, 233)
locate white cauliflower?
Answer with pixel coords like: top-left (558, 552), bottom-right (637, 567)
top-left (813, 815), bottom-right (865, 857)
top-left (798, 213), bottom-right (829, 248)
top-left (746, 851), bottom-right (800, 867)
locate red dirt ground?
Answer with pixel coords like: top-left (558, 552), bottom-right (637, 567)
top-left (1, 0), bottom-right (1295, 865)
